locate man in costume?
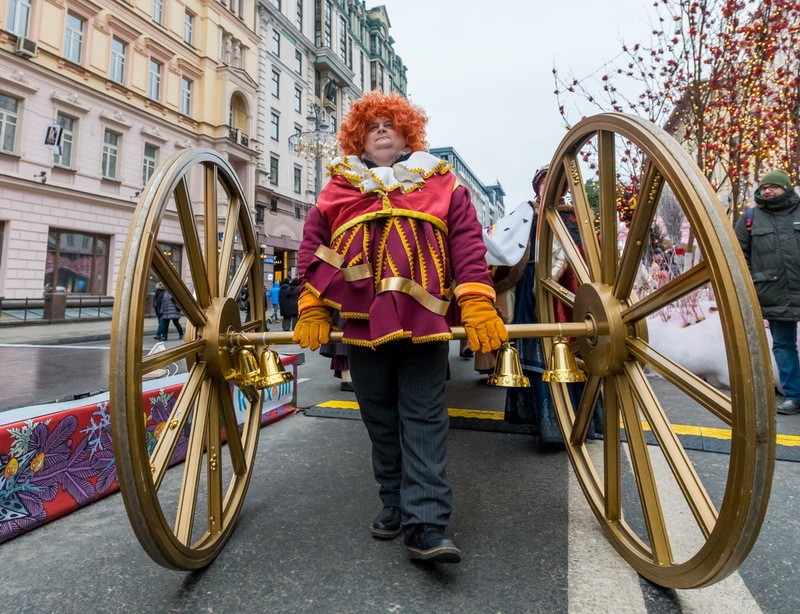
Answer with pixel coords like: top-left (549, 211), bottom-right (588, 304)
top-left (293, 91), bottom-right (507, 563)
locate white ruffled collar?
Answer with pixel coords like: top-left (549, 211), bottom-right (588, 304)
top-left (327, 151), bottom-right (451, 194)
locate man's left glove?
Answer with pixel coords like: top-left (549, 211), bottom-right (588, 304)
top-left (292, 291), bottom-right (332, 351)
top-left (459, 294), bottom-right (508, 353)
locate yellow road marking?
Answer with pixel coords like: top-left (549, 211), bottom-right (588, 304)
top-left (315, 400), bottom-right (800, 446)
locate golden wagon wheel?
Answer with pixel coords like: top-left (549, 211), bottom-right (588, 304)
top-left (535, 113), bottom-right (775, 588)
top-left (110, 148), bottom-right (266, 570)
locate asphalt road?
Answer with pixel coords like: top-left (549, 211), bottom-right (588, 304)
top-left (1, 339), bottom-right (800, 611)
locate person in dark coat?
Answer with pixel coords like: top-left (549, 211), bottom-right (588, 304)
top-left (735, 169), bottom-right (800, 415)
top-left (279, 278), bottom-right (292, 331)
top-left (159, 287), bottom-right (184, 340)
top-left (153, 281), bottom-right (168, 340)
top-left (287, 278), bottom-right (301, 330)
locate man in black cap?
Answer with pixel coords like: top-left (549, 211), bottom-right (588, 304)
top-left (735, 169), bottom-right (800, 415)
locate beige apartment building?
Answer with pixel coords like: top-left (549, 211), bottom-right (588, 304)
top-left (0, 0), bottom-right (408, 309)
top-left (0, 0), bottom-right (260, 304)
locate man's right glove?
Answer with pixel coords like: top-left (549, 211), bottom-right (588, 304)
top-left (292, 291), bottom-right (333, 351)
top-left (459, 294), bottom-right (508, 354)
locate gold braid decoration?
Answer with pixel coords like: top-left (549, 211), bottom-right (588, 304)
top-left (385, 249), bottom-right (401, 278)
top-left (426, 236), bottom-right (446, 294)
top-left (392, 218), bottom-right (415, 281)
top-left (374, 219), bottom-right (393, 287)
top-left (408, 219), bottom-right (428, 289)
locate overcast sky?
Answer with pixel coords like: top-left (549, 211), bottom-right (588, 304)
top-left (379, 0), bottom-right (657, 211)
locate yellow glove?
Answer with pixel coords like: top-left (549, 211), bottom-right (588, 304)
top-left (459, 294), bottom-right (508, 353)
top-left (292, 291), bottom-right (332, 351)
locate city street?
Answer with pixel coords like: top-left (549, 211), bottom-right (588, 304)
top-left (1, 323), bottom-right (800, 612)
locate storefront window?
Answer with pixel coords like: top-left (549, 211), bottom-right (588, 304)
top-left (43, 229), bottom-right (109, 294)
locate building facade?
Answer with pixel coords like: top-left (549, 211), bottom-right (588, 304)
top-left (430, 146), bottom-right (505, 227)
top-left (0, 0), bottom-right (259, 302)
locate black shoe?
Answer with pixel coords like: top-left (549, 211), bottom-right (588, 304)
top-left (153, 336), bottom-right (163, 340)
top-left (178, 334), bottom-right (184, 340)
top-left (404, 525), bottom-right (461, 563)
top-left (777, 399), bottom-right (800, 415)
top-left (340, 381), bottom-right (354, 392)
top-left (370, 506), bottom-right (402, 539)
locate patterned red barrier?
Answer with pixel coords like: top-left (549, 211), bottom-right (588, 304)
top-left (0, 356), bottom-right (298, 543)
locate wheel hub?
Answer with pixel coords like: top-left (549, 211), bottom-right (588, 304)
top-left (202, 297), bottom-right (243, 380)
top-left (572, 283), bottom-right (628, 376)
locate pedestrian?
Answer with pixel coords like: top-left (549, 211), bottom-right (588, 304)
top-left (292, 91), bottom-right (507, 563)
top-left (287, 278), bottom-right (301, 330)
top-left (279, 278), bottom-right (292, 331)
top-left (159, 287), bottom-right (184, 340)
top-left (735, 169), bottom-right (800, 415)
top-left (152, 281), bottom-right (168, 341)
top-left (238, 283), bottom-right (250, 322)
top-left (268, 281), bottom-right (281, 323)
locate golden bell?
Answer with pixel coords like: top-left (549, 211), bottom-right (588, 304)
top-left (542, 338), bottom-right (586, 383)
top-left (235, 346), bottom-right (262, 387)
top-left (256, 347), bottom-right (294, 389)
top-left (487, 342), bottom-right (531, 388)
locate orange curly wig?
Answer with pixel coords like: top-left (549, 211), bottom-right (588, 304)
top-left (338, 90), bottom-right (428, 157)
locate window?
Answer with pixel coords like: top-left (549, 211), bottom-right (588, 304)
top-left (269, 155), bottom-right (279, 186)
top-left (293, 87), bottom-right (301, 112)
top-left (7, 0), bottom-right (32, 36)
top-left (101, 129), bottom-right (120, 179)
top-left (272, 30), bottom-right (280, 55)
top-left (0, 94), bottom-right (19, 154)
top-left (53, 114), bottom-right (75, 167)
top-left (324, 0), bottom-right (332, 48)
top-left (153, 0), bottom-right (163, 24)
top-left (64, 12), bottom-right (84, 64)
top-left (270, 111), bottom-right (279, 141)
top-left (180, 77), bottom-right (192, 115)
top-left (270, 0), bottom-right (281, 9)
top-left (270, 198), bottom-right (278, 213)
top-left (294, 202), bottom-right (303, 220)
top-left (148, 59), bottom-right (161, 101)
top-left (110, 38), bottom-right (126, 84)
top-left (295, 0), bottom-right (303, 31)
top-left (271, 70), bottom-right (280, 97)
top-left (183, 11), bottom-right (194, 44)
top-left (142, 143), bottom-right (158, 186)
top-left (339, 16), bottom-right (347, 62)
top-left (44, 230), bottom-right (110, 294)
top-left (293, 165), bottom-right (302, 194)
top-left (294, 49), bottom-right (303, 74)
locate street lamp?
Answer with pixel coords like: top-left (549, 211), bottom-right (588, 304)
top-left (288, 104), bottom-right (339, 196)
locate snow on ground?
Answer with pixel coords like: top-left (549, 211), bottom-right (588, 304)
top-left (646, 311), bottom-right (783, 392)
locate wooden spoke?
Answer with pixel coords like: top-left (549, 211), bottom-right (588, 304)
top-left (621, 262), bottom-right (710, 324)
top-left (569, 374), bottom-right (602, 448)
top-left (544, 208), bottom-right (592, 285)
top-left (597, 130), bottom-right (618, 286)
top-left (626, 338), bottom-right (733, 427)
top-left (616, 373), bottom-right (673, 566)
top-left (226, 251), bottom-right (255, 302)
top-left (150, 362), bottom-right (207, 490)
top-left (624, 363), bottom-right (718, 538)
top-left (206, 380), bottom-right (224, 538)
top-left (218, 382), bottom-right (246, 477)
top-left (151, 246), bottom-right (206, 327)
top-left (614, 160), bottom-right (664, 300)
top-left (539, 277), bottom-right (576, 310)
top-left (562, 154), bottom-right (601, 280)
top-left (603, 377), bottom-right (621, 522)
top-left (174, 379), bottom-right (211, 545)
top-left (142, 339), bottom-right (205, 375)
top-left (174, 176), bottom-right (211, 309)
top-left (217, 195), bottom-right (240, 294)
top-left (204, 163), bottom-right (220, 297)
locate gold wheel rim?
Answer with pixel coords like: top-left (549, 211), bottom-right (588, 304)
top-left (536, 113), bottom-right (775, 588)
top-left (110, 148), bottom-right (265, 570)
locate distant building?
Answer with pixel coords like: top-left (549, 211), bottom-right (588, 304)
top-left (429, 147), bottom-right (505, 227)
